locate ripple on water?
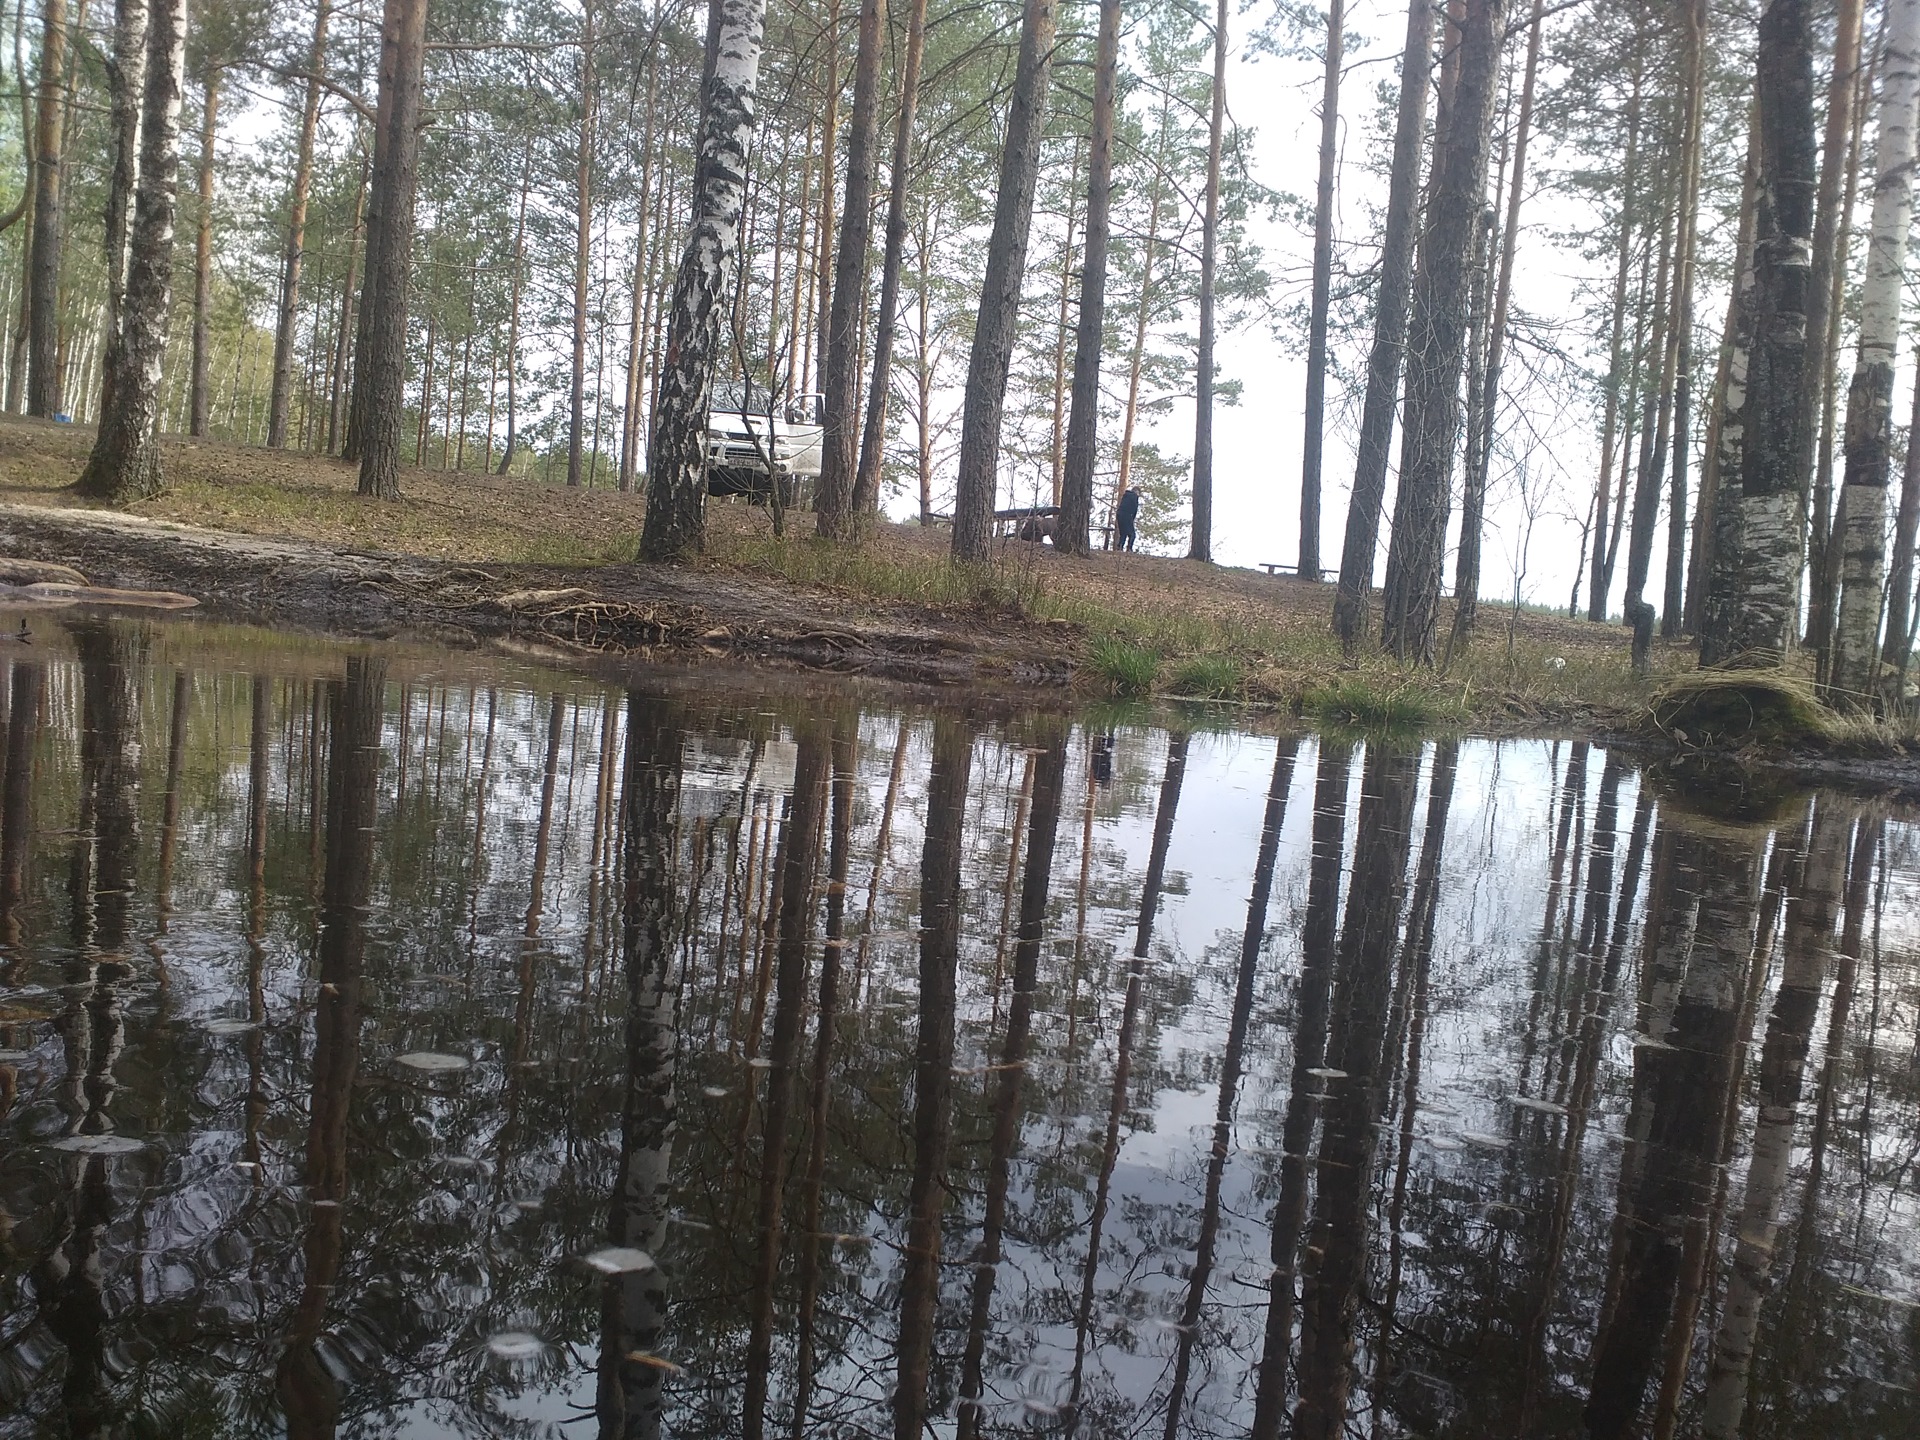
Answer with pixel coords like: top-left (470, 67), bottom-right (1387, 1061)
top-left (396, 1052), bottom-right (471, 1072)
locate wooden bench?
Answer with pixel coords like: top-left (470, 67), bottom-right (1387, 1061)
top-left (1259, 562), bottom-right (1299, 577)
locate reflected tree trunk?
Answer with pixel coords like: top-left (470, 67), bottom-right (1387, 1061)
top-left (596, 692), bottom-right (685, 1440)
top-left (742, 728), bottom-right (828, 1440)
top-left (894, 713), bottom-right (971, 1440)
top-left (277, 655), bottom-right (385, 1439)
top-left (1163, 736), bottom-right (1297, 1440)
top-left (1251, 737), bottom-right (1355, 1438)
top-left (1293, 744), bottom-right (1419, 1440)
top-left (1584, 804), bottom-right (1765, 1440)
top-left (0, 661), bottom-right (44, 966)
top-left (956, 732), bottom-right (1067, 1437)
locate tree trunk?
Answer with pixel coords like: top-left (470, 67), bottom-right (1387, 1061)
top-left (1379, 0), bottom-right (1508, 663)
top-left (101, 0), bottom-right (148, 418)
top-left (269, 0), bottom-right (331, 449)
top-left (326, 149), bottom-right (365, 454)
top-left (498, 144), bottom-right (530, 475)
top-left (568, 1), bottom-right (597, 489)
top-left (1883, 341), bottom-right (1920, 663)
top-left (74, 0), bottom-right (186, 503)
top-left (1664, 0), bottom-right (1708, 636)
top-left (1589, 50), bottom-right (1645, 621)
top-left (809, 0), bottom-right (842, 396)
top-left (27, 0), bottom-right (66, 417)
top-left (1047, 145), bottom-right (1082, 510)
top-left (949, 0), bottom-right (1056, 561)
top-left (1447, 206), bottom-right (1495, 657)
top-left (354, 0), bottom-right (429, 500)
top-left (1803, 0), bottom-right (1868, 663)
top-left (189, 70), bottom-right (218, 438)
top-left (637, 0), bottom-right (769, 560)
top-left (1624, 195), bottom-right (1678, 673)
top-left (1331, 0), bottom-right (1435, 651)
top-left (1188, 0), bottom-right (1228, 563)
top-left (1298, 0), bottom-right (1344, 581)
top-left (1056, 0), bottom-right (1120, 555)
top-left (1456, 0), bottom-right (1544, 648)
top-left (814, 0), bottom-right (887, 538)
top-left (851, 0), bottom-right (928, 516)
top-left (619, 61), bottom-right (657, 494)
top-left (1725, 0), bottom-right (1820, 665)
top-left (1830, 0), bottom-right (1920, 703)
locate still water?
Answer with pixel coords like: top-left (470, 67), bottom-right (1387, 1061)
top-left (0, 618), bottom-right (1915, 1439)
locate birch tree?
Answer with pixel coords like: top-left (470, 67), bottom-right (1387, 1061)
top-left (75, 0), bottom-right (187, 503)
top-left (26, 0), bottom-right (67, 417)
top-left (639, 0), bottom-right (769, 561)
top-left (1831, 0), bottom-right (1920, 704)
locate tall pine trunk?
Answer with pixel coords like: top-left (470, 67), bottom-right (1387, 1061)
top-left (1664, 0), bottom-right (1708, 637)
top-left (1189, 0), bottom-right (1228, 562)
top-left (101, 0), bottom-right (147, 422)
top-left (851, 0), bottom-right (929, 515)
top-left (1830, 0), bottom-right (1920, 703)
top-left (568, 2), bottom-right (597, 489)
top-left (27, 0), bottom-right (66, 417)
top-left (1331, 0), bottom-right (1434, 651)
top-left (1057, 0), bottom-right (1120, 556)
top-left (268, 0), bottom-right (331, 449)
top-left (189, 70), bottom-right (218, 438)
top-left (74, 0), bottom-right (186, 503)
top-left (1455, 0), bottom-right (1544, 648)
top-left (814, 0), bottom-right (887, 538)
top-left (1723, 0), bottom-right (1819, 665)
top-left (1883, 341), bottom-right (1920, 663)
top-left (498, 145), bottom-right (530, 475)
top-left (1589, 47), bottom-right (1644, 621)
top-left (949, 0), bottom-right (1056, 561)
top-left (1379, 0), bottom-right (1508, 663)
top-left (1298, 0), bottom-right (1343, 580)
top-left (638, 0), bottom-right (769, 560)
top-left (619, 59), bottom-right (657, 495)
top-left (354, 0), bottom-right (429, 500)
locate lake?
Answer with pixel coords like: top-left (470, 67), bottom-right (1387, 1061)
top-left (0, 617), bottom-right (1915, 1438)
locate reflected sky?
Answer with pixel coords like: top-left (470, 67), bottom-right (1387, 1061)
top-left (0, 617), bottom-right (1915, 1439)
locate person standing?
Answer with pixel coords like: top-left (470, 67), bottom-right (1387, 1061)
top-left (1115, 484), bottom-right (1140, 552)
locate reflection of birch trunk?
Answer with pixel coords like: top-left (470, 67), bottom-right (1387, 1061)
top-left (1251, 739), bottom-right (1355, 1439)
top-left (894, 714), bottom-right (971, 1440)
top-left (852, 723), bottom-right (908, 988)
top-left (1293, 745), bottom-right (1419, 1440)
top-left (956, 735), bottom-right (1068, 1438)
top-left (1162, 738), bottom-right (1297, 1440)
top-left (1700, 801), bottom-right (1846, 1437)
top-left (1584, 811), bottom-right (1763, 1440)
top-left (742, 730), bottom-right (828, 1440)
top-left (1066, 731), bottom-right (1189, 1426)
top-left (244, 678), bottom-right (270, 1172)
top-left (989, 749), bottom-right (1037, 1017)
top-left (596, 693), bottom-right (685, 1440)
top-left (277, 656), bottom-right (384, 1439)
top-left (792, 719), bottom-right (857, 1435)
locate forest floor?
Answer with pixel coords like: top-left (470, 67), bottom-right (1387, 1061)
top-left (0, 413), bottom-right (1804, 741)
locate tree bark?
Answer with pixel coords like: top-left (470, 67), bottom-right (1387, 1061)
top-left (1884, 341), bottom-right (1920, 663)
top-left (810, 0), bottom-right (842, 395)
top-left (950, 0), bottom-right (1056, 561)
top-left (188, 70), bottom-right (218, 438)
top-left (326, 148), bottom-right (366, 455)
top-left (851, 0), bottom-right (929, 517)
top-left (1831, 0), bottom-right (1920, 703)
top-left (1331, 0), bottom-right (1435, 651)
top-left (75, 0), bottom-right (186, 504)
top-left (498, 143), bottom-right (530, 475)
top-left (1724, 0), bottom-right (1819, 666)
top-left (1298, 0), bottom-right (1344, 581)
top-left (1664, 0), bottom-right (1708, 637)
top-left (815, 0), bottom-right (887, 538)
top-left (1589, 47), bottom-right (1644, 621)
top-left (638, 0), bottom-right (769, 561)
top-left (568, 0), bottom-right (597, 489)
top-left (101, 0), bottom-right (148, 421)
top-left (354, 0), bottom-right (429, 499)
top-left (1188, 0), bottom-right (1229, 562)
top-left (268, 0), bottom-right (330, 449)
top-left (1379, 0), bottom-right (1507, 663)
top-left (1448, 206), bottom-right (1495, 656)
top-left (619, 61), bottom-right (657, 495)
top-left (27, 0), bottom-right (66, 417)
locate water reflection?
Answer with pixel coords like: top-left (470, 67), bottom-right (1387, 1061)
top-left (0, 618), bottom-right (1916, 1439)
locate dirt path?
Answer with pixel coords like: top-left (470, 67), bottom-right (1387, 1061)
top-left (0, 501), bottom-right (1077, 687)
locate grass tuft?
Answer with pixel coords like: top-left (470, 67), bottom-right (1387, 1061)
top-left (1302, 677), bottom-right (1442, 732)
top-left (1642, 669), bottom-right (1836, 748)
top-left (1087, 636), bottom-right (1160, 697)
top-left (1169, 654), bottom-right (1244, 699)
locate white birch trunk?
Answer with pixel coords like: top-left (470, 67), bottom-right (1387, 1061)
top-left (76, 0), bottom-right (186, 503)
top-left (1831, 0), bottom-right (1920, 702)
top-left (638, 0), bottom-right (768, 561)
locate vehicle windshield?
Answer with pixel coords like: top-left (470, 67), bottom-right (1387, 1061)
top-left (710, 380), bottom-right (771, 417)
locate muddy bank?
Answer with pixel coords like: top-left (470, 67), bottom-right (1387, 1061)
top-left (0, 502), bottom-right (1078, 689)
